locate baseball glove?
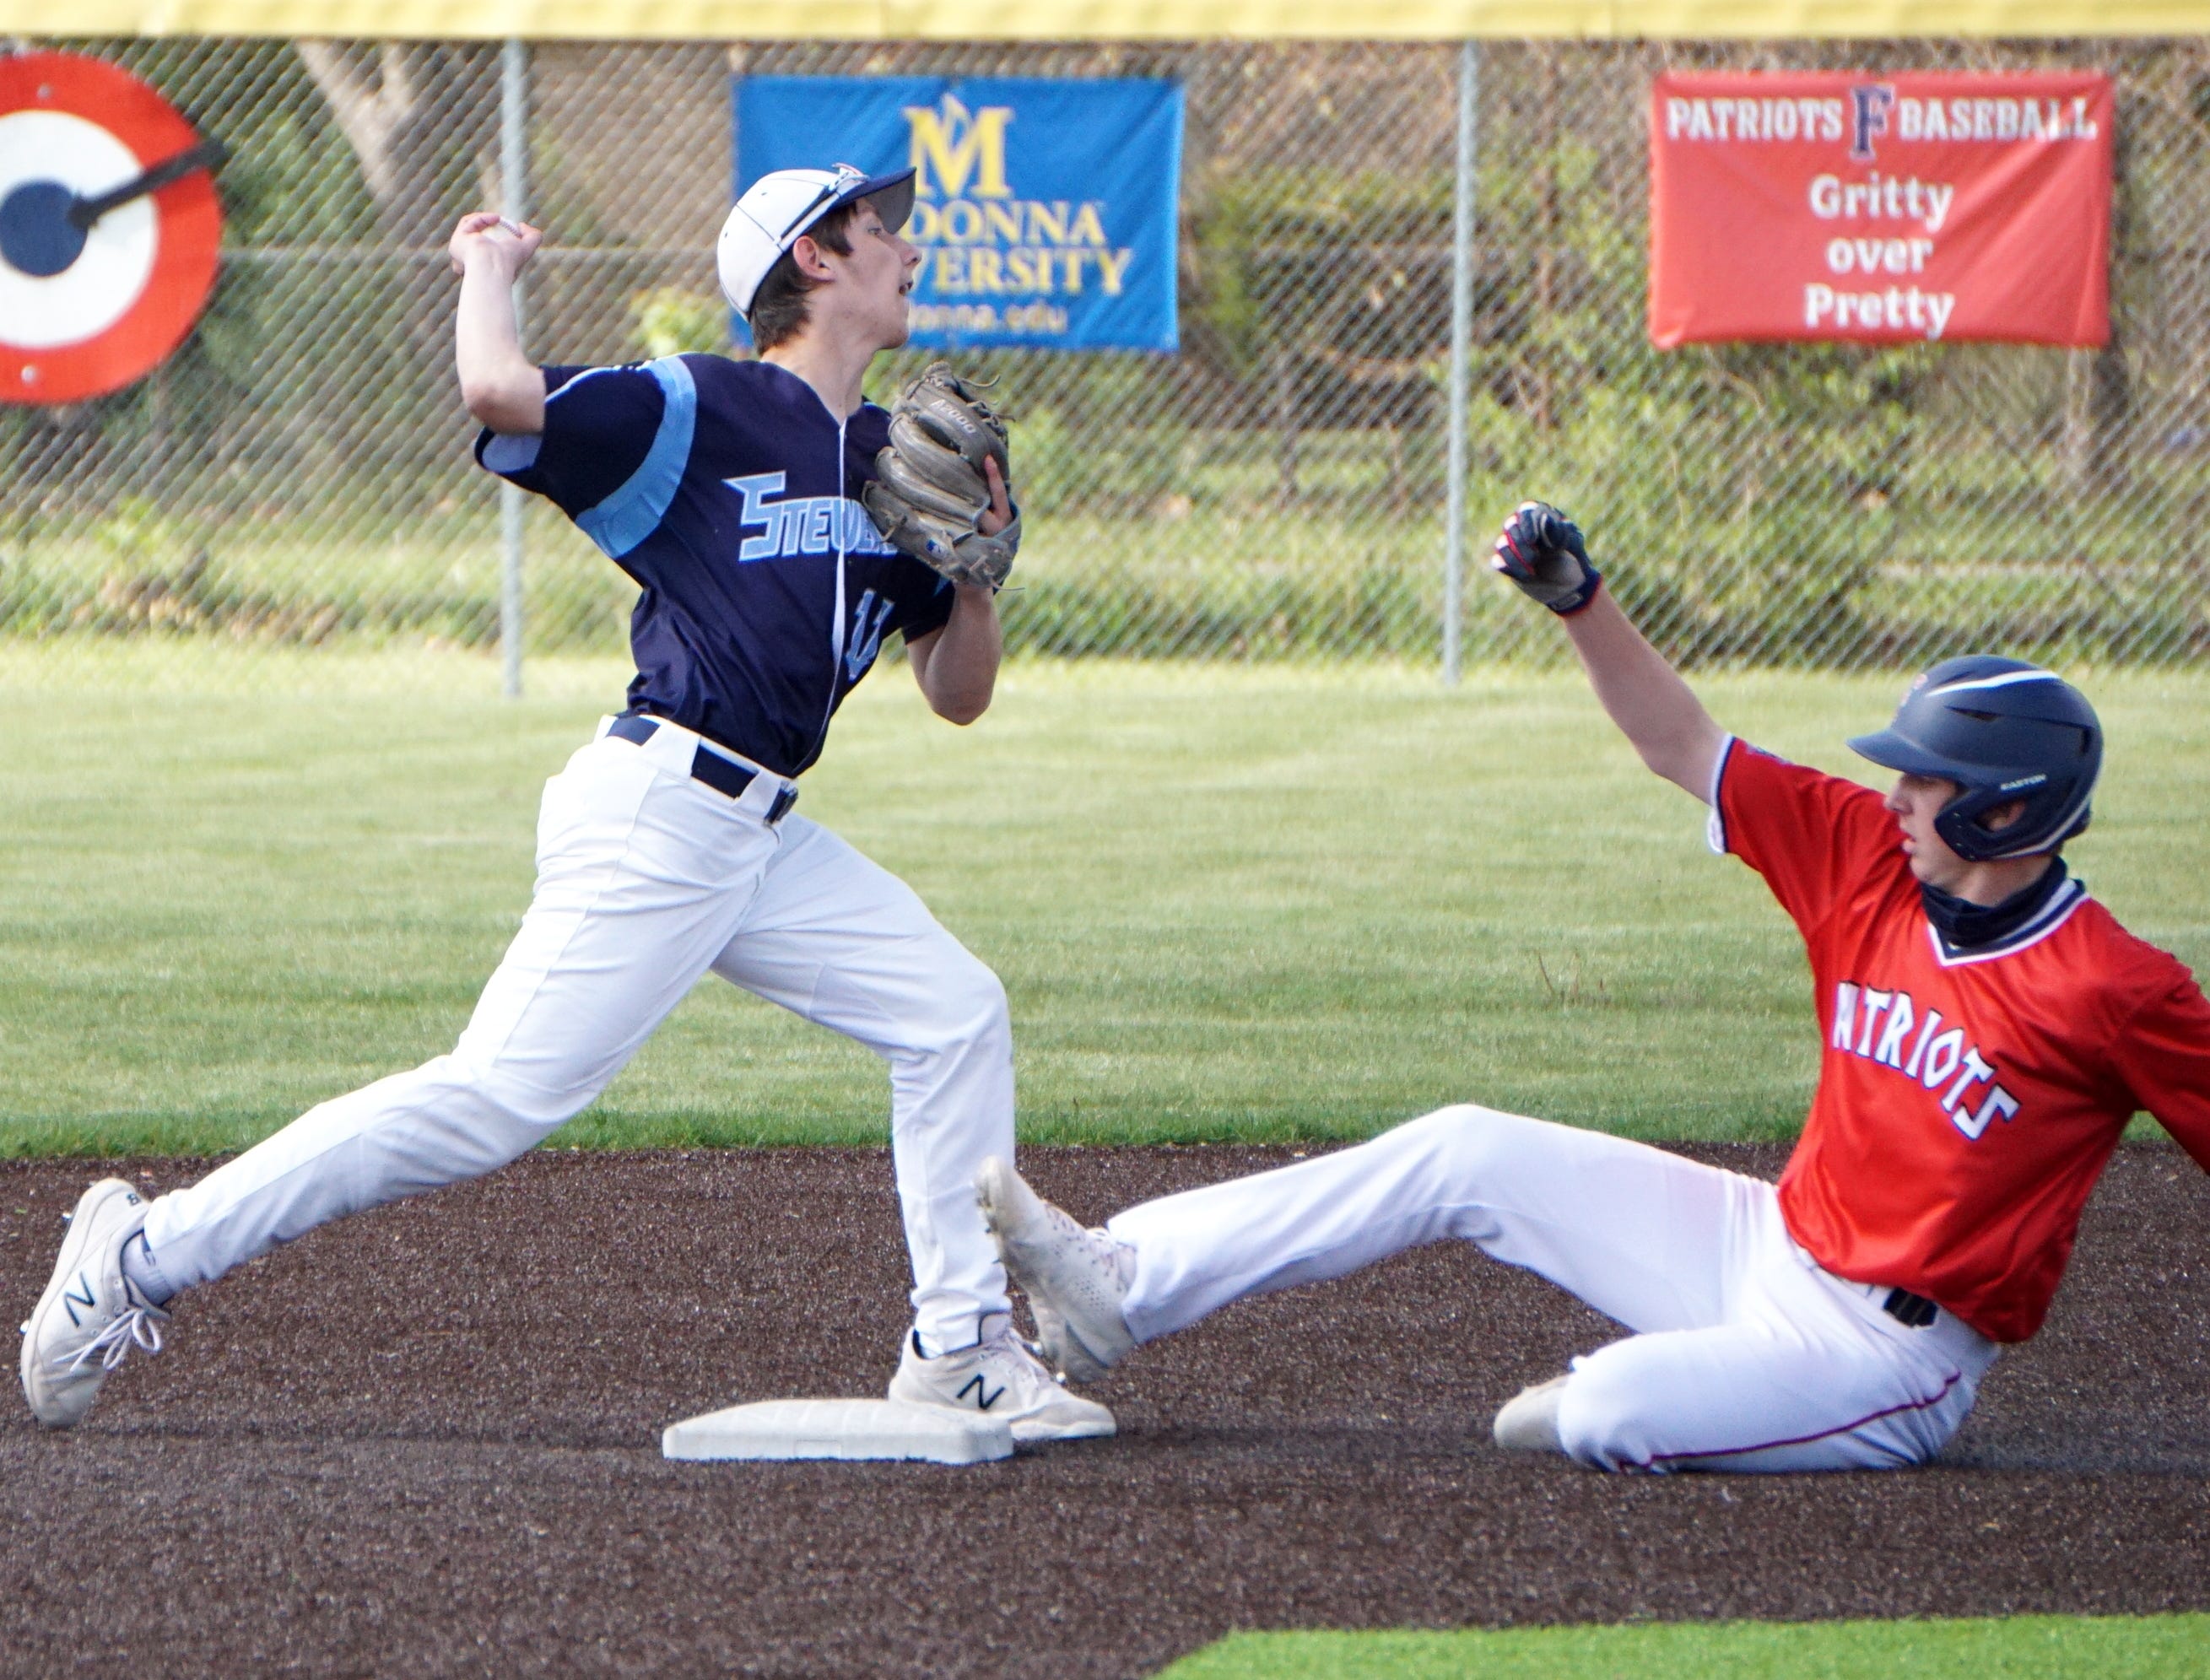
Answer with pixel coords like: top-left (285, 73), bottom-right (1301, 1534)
top-left (862, 363), bottom-right (1021, 592)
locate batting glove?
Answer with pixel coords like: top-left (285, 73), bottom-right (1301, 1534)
top-left (1492, 500), bottom-right (1602, 616)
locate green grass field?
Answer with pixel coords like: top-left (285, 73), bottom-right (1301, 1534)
top-left (1156, 1615), bottom-right (2210, 1678)
top-left (2, 654), bottom-right (2205, 1157)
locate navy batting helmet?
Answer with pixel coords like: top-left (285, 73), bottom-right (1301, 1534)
top-left (1847, 656), bottom-right (2102, 862)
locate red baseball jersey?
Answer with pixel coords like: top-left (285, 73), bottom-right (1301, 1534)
top-left (1713, 737), bottom-right (2210, 1342)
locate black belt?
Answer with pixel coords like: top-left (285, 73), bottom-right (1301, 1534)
top-left (1883, 1288), bottom-right (1939, 1329)
top-left (607, 715), bottom-right (797, 824)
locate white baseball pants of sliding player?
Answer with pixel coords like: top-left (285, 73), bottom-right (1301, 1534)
top-left (140, 716), bottom-right (1013, 1353)
top-left (1105, 1105), bottom-right (1999, 1472)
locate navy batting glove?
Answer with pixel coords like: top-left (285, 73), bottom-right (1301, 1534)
top-left (1492, 500), bottom-right (1602, 616)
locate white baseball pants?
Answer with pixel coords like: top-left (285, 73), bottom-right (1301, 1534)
top-left (1106, 1105), bottom-right (1999, 1472)
top-left (142, 718), bottom-right (1014, 1352)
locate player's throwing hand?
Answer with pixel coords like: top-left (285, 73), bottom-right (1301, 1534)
top-left (1492, 500), bottom-right (1603, 615)
top-left (447, 211), bottom-right (543, 278)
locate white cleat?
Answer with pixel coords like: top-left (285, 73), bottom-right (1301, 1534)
top-left (1493, 1374), bottom-right (1569, 1455)
top-left (19, 1179), bottom-right (170, 1429)
top-left (974, 1156), bottom-right (1137, 1385)
top-left (887, 1316), bottom-right (1116, 1444)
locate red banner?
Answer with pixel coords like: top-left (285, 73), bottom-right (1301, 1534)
top-left (1648, 72), bottom-right (2113, 349)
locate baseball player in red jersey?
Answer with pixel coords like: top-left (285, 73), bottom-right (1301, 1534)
top-left (973, 501), bottom-right (2210, 1472)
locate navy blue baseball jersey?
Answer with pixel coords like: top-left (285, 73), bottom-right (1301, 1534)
top-left (476, 354), bottom-right (955, 778)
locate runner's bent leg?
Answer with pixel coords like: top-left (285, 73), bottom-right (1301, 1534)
top-left (142, 739), bottom-right (777, 1293)
top-left (709, 816), bottom-right (1013, 1354)
top-left (1105, 1105), bottom-right (1764, 1343)
top-left (1556, 1191), bottom-right (1997, 1472)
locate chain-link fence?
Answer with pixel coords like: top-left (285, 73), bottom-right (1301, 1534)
top-left (6, 37), bottom-right (2209, 691)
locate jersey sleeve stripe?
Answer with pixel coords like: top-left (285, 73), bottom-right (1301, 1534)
top-left (1704, 734), bottom-right (1739, 856)
top-left (546, 364), bottom-right (621, 402)
top-left (479, 432), bottom-right (541, 475)
top-left (575, 356), bottom-right (697, 561)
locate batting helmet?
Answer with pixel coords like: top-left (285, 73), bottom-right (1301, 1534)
top-left (1846, 656), bottom-right (2102, 862)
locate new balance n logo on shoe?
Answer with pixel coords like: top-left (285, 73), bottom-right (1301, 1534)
top-left (957, 1374), bottom-right (1005, 1411)
top-left (62, 1272), bottom-right (95, 1327)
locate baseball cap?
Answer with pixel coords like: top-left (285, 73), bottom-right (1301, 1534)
top-left (716, 163), bottom-right (918, 318)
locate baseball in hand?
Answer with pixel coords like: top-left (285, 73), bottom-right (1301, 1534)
top-left (449, 212), bottom-right (541, 277)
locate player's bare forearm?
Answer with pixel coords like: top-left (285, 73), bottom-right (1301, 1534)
top-left (1559, 589), bottom-right (1726, 799)
top-left (1489, 500), bottom-right (1715, 793)
top-left (908, 586), bottom-right (1002, 725)
top-left (450, 213), bottom-right (545, 435)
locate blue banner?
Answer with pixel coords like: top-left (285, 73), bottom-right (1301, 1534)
top-left (734, 76), bottom-right (1182, 353)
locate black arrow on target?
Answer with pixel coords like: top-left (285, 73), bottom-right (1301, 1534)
top-left (68, 138), bottom-right (230, 229)
top-left (0, 137), bottom-right (226, 279)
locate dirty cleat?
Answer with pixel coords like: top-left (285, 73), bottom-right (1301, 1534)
top-left (1493, 1374), bottom-right (1569, 1454)
top-left (20, 1179), bottom-right (170, 1429)
top-left (974, 1156), bottom-right (1137, 1385)
top-left (887, 1315), bottom-right (1116, 1444)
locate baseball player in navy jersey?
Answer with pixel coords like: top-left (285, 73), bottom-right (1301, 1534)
top-left (976, 501), bottom-right (2210, 1473)
top-left (23, 162), bottom-right (1112, 1443)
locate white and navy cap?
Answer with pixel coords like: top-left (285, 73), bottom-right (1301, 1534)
top-left (716, 163), bottom-right (918, 318)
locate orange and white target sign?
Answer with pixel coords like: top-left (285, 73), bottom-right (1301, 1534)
top-left (0, 51), bottom-right (224, 404)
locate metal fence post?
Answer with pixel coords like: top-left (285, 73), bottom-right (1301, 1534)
top-left (499, 37), bottom-right (529, 700)
top-left (1443, 40), bottom-right (1478, 687)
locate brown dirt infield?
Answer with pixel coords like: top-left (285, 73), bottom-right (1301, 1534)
top-left (3, 1141), bottom-right (2208, 1678)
